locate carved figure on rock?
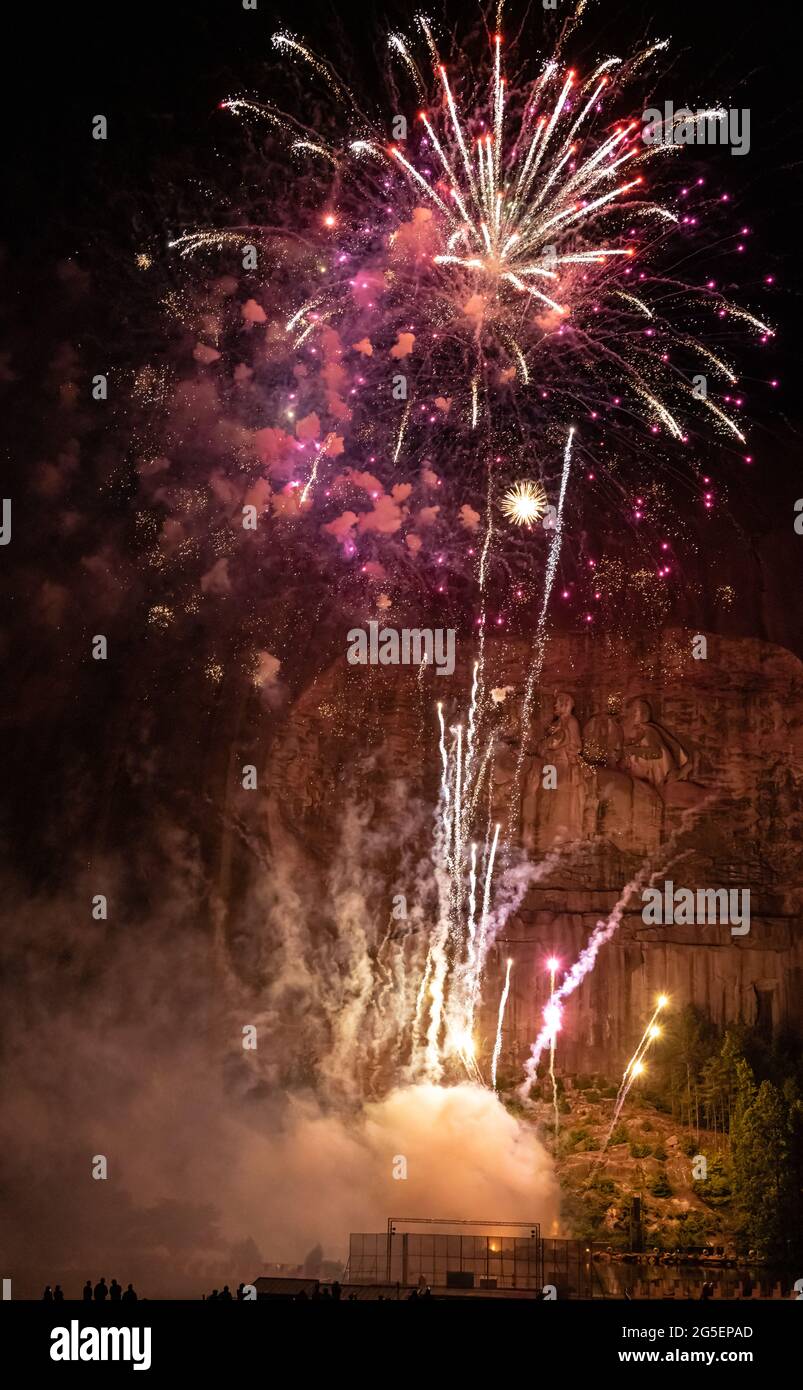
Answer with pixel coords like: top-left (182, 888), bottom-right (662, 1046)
top-left (589, 762), bottom-right (664, 853)
top-left (582, 698), bottom-right (625, 769)
top-left (622, 697), bottom-right (691, 788)
top-left (523, 692), bottom-right (585, 847)
top-left (522, 690), bottom-right (703, 852)
top-left (581, 698), bottom-right (664, 853)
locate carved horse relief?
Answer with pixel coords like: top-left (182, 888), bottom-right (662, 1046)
top-left (521, 692), bottom-right (703, 853)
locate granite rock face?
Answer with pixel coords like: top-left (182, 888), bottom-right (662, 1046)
top-left (265, 628), bottom-right (803, 1076)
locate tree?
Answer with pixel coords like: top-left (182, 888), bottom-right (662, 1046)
top-left (693, 1153), bottom-right (732, 1209)
top-left (649, 1168), bottom-right (672, 1198)
top-left (731, 1071), bottom-right (796, 1260)
top-left (659, 1005), bottom-right (718, 1135)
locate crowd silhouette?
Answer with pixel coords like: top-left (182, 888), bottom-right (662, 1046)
top-left (42, 1278), bottom-right (139, 1302)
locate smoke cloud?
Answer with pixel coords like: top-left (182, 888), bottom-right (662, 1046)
top-left (1, 768), bottom-right (558, 1298)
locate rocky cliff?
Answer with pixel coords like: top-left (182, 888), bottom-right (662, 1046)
top-left (264, 627), bottom-right (803, 1077)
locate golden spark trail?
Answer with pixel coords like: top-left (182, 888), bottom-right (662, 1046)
top-left (291, 140), bottom-right (337, 163)
top-left (424, 947), bottom-right (449, 1080)
top-left (285, 297), bottom-right (323, 332)
top-left (437, 701), bottom-right (452, 855)
top-left (300, 432), bottom-right (336, 502)
top-left (438, 63), bottom-right (481, 209)
top-left (452, 723), bottom-right (464, 918)
top-left (547, 957), bottom-right (561, 1141)
top-left (464, 660), bottom-right (481, 801)
top-left (416, 12), bottom-right (440, 68)
top-left (388, 32), bottom-right (426, 100)
top-left (633, 381), bottom-right (684, 438)
top-left (425, 717), bottom-right (458, 1080)
top-left (467, 842), bottom-right (478, 967)
top-left (507, 426), bottom-right (574, 842)
top-left (411, 948), bottom-right (433, 1058)
top-left (698, 394), bottom-right (746, 442)
top-left (271, 32), bottom-right (346, 99)
top-left (389, 144), bottom-right (454, 220)
top-left (469, 822), bottom-right (501, 1025)
top-left (615, 291), bottom-right (653, 318)
top-left (393, 400), bottom-right (411, 463)
top-left (718, 303), bottom-right (774, 336)
top-left (491, 958), bottom-right (513, 1089)
top-left (493, 35), bottom-right (504, 186)
top-left (598, 996), bottom-right (668, 1158)
top-left (469, 733), bottom-right (496, 822)
top-left (679, 339), bottom-right (737, 382)
top-left (620, 995), bottom-right (667, 1088)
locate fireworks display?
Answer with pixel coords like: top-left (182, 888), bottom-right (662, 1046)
top-left (165, 6), bottom-right (782, 1121)
top-left (598, 993), bottom-right (669, 1158)
top-left (6, 0), bottom-right (798, 1313)
top-left (501, 479), bottom-right (549, 526)
top-left (155, 1), bottom-right (775, 624)
top-left (131, 1), bottom-right (777, 1114)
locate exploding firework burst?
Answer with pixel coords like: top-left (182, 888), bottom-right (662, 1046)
top-left (501, 479), bottom-right (548, 526)
top-left (158, 2), bottom-right (772, 623)
top-left (172, 11), bottom-right (768, 452)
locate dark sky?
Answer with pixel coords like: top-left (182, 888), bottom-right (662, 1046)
top-left (7, 0), bottom-right (798, 426)
top-left (8, 0), bottom-right (799, 448)
top-left (7, 0), bottom-right (800, 632)
top-left (8, 0), bottom-right (802, 261)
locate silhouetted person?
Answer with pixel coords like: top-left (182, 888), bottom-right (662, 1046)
top-left (54, 1285), bottom-right (64, 1302)
top-left (94, 1278), bottom-right (108, 1302)
top-left (700, 1282), bottom-right (714, 1301)
top-left (83, 1280), bottom-right (93, 1302)
top-left (407, 1288), bottom-right (419, 1301)
top-left (220, 1285), bottom-right (233, 1301)
top-left (295, 1288), bottom-right (308, 1301)
top-left (42, 1286), bottom-right (53, 1302)
top-left (331, 1280), bottom-right (342, 1301)
top-left (209, 1289), bottom-right (219, 1301)
top-left (236, 1284), bottom-right (244, 1301)
top-left (122, 1284), bottom-right (138, 1303)
top-left (421, 1286), bottom-right (433, 1299)
top-left (321, 1287), bottom-right (331, 1301)
top-left (110, 1279), bottom-right (122, 1301)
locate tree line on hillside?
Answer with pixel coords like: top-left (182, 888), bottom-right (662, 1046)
top-left (558, 1007), bottom-right (802, 1262)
